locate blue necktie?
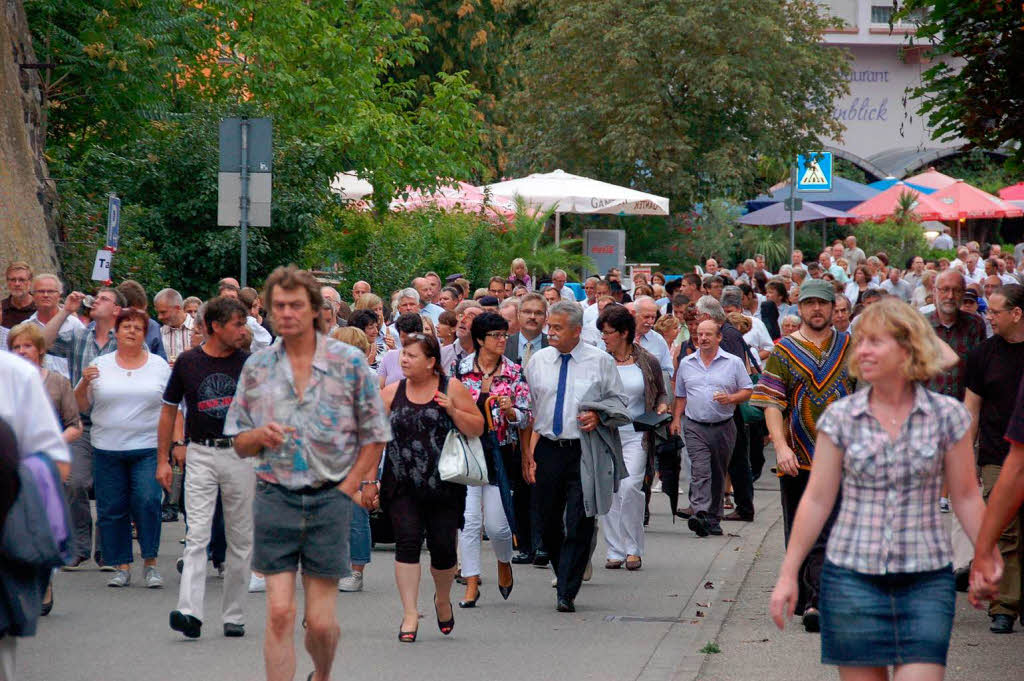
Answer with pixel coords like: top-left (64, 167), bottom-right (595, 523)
top-left (552, 353), bottom-right (571, 437)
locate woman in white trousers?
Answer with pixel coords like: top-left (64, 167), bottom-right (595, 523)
top-left (597, 305), bottom-right (670, 571)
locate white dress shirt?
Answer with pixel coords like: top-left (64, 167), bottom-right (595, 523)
top-left (557, 285), bottom-right (576, 302)
top-left (524, 340), bottom-right (623, 440)
top-left (638, 330), bottom-right (673, 374)
top-left (674, 348), bottom-right (752, 424)
top-left (741, 315), bottom-right (774, 367)
top-left (0, 352), bottom-right (70, 462)
top-left (247, 316), bottom-right (272, 351)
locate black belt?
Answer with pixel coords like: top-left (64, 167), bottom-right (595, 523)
top-left (293, 481), bottom-right (338, 495)
top-left (543, 436), bottom-right (581, 448)
top-left (190, 437), bottom-right (234, 448)
top-left (685, 416), bottom-right (732, 427)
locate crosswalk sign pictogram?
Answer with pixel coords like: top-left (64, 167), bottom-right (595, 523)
top-left (797, 152), bottom-right (833, 192)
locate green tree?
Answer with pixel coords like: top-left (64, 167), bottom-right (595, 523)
top-left (899, 0), bottom-right (1024, 164)
top-left (504, 0), bottom-right (850, 210)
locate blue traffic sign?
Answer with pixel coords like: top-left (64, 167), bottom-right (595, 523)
top-left (796, 152), bottom-right (833, 192)
top-left (106, 195), bottom-right (121, 250)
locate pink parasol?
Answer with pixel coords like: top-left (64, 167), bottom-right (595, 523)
top-left (846, 183), bottom-right (958, 223)
top-left (388, 182), bottom-right (518, 222)
top-left (903, 167), bottom-right (958, 190)
top-left (929, 180), bottom-right (1023, 220)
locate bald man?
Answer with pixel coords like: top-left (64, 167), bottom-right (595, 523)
top-left (413, 277), bottom-right (444, 324)
top-left (352, 281), bottom-right (371, 302)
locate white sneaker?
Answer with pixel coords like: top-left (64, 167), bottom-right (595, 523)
top-left (583, 560), bottom-right (593, 582)
top-left (338, 572), bottom-right (363, 592)
top-left (939, 497), bottom-right (951, 513)
top-left (248, 574), bottom-right (266, 593)
top-left (551, 577), bottom-right (558, 588)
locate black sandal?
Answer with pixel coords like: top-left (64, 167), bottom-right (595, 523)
top-left (398, 627), bottom-right (418, 643)
top-left (434, 595), bottom-right (454, 635)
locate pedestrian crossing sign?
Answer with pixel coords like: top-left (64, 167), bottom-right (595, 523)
top-left (797, 152), bottom-right (833, 192)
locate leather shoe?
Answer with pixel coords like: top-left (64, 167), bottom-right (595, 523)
top-left (722, 511), bottom-right (754, 522)
top-left (556, 598), bottom-right (575, 613)
top-left (708, 525), bottom-right (723, 536)
top-left (170, 610), bottom-right (202, 639)
top-left (223, 622), bottom-right (245, 637)
top-left (688, 512), bottom-right (710, 537)
top-left (990, 614), bottom-right (1015, 634)
top-left (511, 551), bottom-right (534, 565)
top-left (532, 550), bottom-right (550, 568)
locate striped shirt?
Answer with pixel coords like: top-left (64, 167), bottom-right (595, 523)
top-left (817, 384), bottom-right (970, 574)
top-left (49, 322), bottom-right (117, 386)
top-left (749, 330), bottom-right (854, 471)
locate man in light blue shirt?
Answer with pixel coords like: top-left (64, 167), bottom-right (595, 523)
top-left (669, 320), bottom-right (752, 538)
top-left (633, 296), bottom-right (673, 375)
top-left (413, 277), bottom-right (443, 324)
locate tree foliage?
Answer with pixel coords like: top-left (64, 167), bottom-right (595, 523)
top-left (504, 0), bottom-right (850, 209)
top-left (899, 0), bottom-right (1024, 164)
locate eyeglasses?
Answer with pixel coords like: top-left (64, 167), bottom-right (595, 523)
top-left (6, 277), bottom-right (29, 284)
top-left (600, 329), bottom-right (620, 336)
top-left (986, 307), bottom-right (1011, 316)
top-left (935, 287), bottom-right (964, 295)
top-left (485, 332), bottom-right (509, 340)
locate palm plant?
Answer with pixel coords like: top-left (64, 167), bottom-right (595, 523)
top-left (496, 197), bottom-right (595, 279)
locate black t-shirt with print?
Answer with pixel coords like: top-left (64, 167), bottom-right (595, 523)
top-left (162, 346), bottom-right (249, 442)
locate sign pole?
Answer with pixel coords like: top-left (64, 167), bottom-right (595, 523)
top-left (788, 165), bottom-right (797, 261)
top-left (240, 118), bottom-right (250, 289)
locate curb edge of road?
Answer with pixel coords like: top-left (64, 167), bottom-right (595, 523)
top-left (636, 496), bottom-right (784, 681)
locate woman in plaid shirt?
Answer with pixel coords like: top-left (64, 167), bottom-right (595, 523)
top-left (770, 297), bottom-right (992, 678)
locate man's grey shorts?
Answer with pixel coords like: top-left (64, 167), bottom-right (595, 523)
top-left (252, 480), bottom-right (353, 580)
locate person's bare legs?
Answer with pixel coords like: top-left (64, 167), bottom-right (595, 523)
top-left (430, 566), bottom-right (457, 624)
top-left (839, 667), bottom-right (888, 681)
top-left (395, 562), bottom-right (421, 633)
top-left (893, 663), bottom-right (945, 681)
top-left (264, 572), bottom-right (297, 681)
top-left (302, 574), bottom-right (341, 681)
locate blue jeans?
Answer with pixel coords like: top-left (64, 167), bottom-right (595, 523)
top-left (93, 448), bottom-right (162, 565)
top-left (350, 505), bottom-right (371, 566)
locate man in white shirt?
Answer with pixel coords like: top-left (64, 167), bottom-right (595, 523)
top-left (154, 288), bottom-right (195, 362)
top-left (579, 277), bottom-right (599, 310)
top-left (523, 301), bottom-right (624, 613)
top-left (721, 289), bottom-right (773, 365)
top-left (904, 256), bottom-right (926, 290)
top-left (551, 269), bottom-right (577, 302)
top-left (27, 273), bottom-right (83, 378)
top-left (843, 235), bottom-right (866, 272)
top-left (633, 296), bottom-right (673, 374)
top-left (880, 268), bottom-right (914, 302)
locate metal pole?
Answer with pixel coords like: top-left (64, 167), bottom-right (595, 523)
top-left (788, 165), bottom-right (797, 261)
top-left (240, 118), bottom-right (250, 288)
top-left (555, 212), bottom-right (561, 247)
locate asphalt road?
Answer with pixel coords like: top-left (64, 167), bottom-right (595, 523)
top-left (19, 477), bottom-right (782, 681)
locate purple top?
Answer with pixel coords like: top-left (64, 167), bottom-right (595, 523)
top-left (377, 348), bottom-right (403, 386)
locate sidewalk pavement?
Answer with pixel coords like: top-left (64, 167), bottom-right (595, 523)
top-left (697, 516), bottom-right (1022, 681)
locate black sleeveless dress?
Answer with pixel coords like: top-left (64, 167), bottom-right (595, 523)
top-left (381, 376), bottom-right (466, 512)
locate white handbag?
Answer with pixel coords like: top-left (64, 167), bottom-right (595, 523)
top-left (438, 429), bottom-right (488, 486)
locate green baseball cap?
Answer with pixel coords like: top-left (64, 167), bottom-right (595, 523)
top-left (798, 279), bottom-right (835, 303)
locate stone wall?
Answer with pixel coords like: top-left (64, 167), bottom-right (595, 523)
top-left (0, 0), bottom-right (59, 295)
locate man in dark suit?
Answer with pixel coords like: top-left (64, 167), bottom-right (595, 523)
top-left (504, 292), bottom-right (549, 366)
top-left (503, 292), bottom-right (549, 565)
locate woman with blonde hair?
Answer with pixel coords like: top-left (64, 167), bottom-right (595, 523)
top-left (771, 297), bottom-right (990, 680)
top-left (508, 258), bottom-right (532, 291)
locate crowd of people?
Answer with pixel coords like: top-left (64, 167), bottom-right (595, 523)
top-left (2, 235), bottom-right (1024, 681)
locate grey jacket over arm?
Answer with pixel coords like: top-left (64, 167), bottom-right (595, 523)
top-left (578, 383), bottom-right (631, 518)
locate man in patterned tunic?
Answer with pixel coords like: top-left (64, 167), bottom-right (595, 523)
top-left (750, 279), bottom-right (855, 633)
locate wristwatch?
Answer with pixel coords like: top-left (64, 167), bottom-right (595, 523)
top-left (172, 440), bottom-right (186, 448)
top-left (359, 480), bottom-right (379, 491)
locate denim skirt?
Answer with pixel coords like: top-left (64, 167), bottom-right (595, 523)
top-left (820, 560), bottom-right (954, 667)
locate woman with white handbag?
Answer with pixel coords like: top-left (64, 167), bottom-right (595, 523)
top-left (379, 333), bottom-right (483, 643)
top-left (453, 312), bottom-right (533, 608)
